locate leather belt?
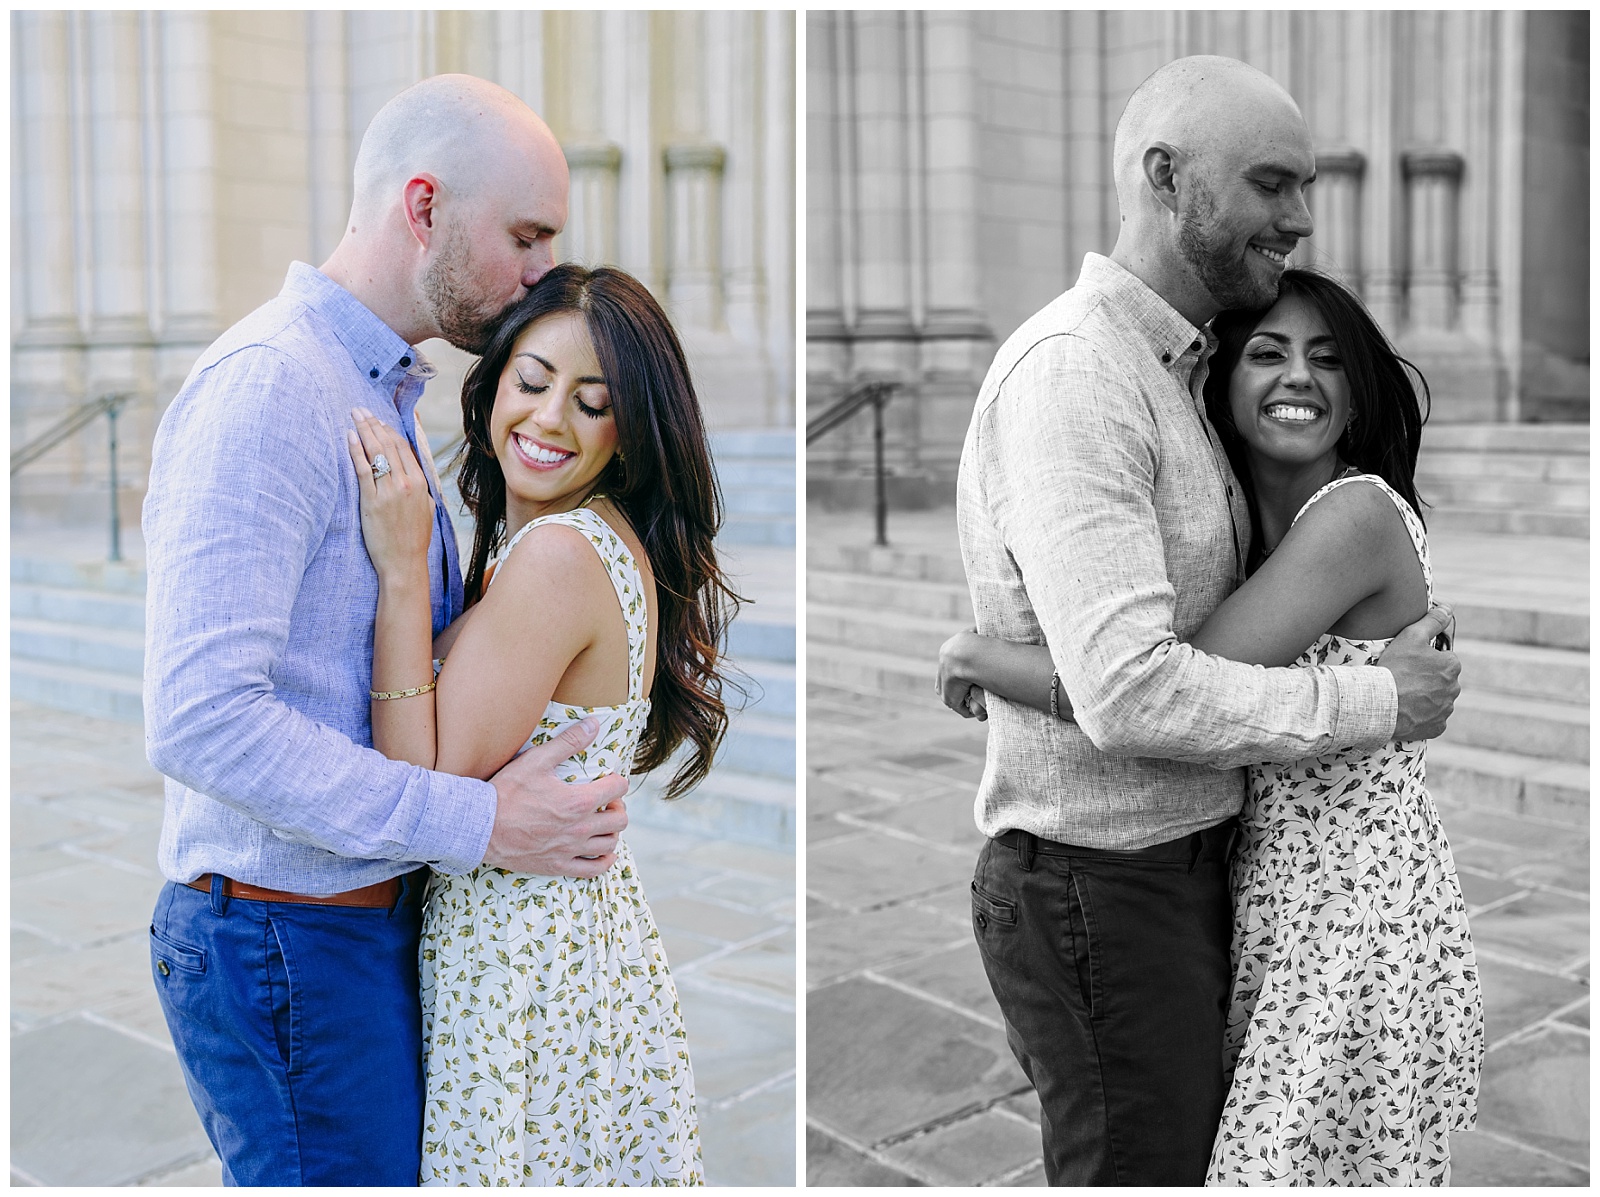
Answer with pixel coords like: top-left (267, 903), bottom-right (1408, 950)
top-left (185, 873), bottom-right (402, 908)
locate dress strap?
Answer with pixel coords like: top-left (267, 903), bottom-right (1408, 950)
top-left (1290, 473), bottom-right (1433, 604)
top-left (494, 508), bottom-right (649, 703)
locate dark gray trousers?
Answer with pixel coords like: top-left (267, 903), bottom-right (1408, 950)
top-left (971, 823), bottom-right (1235, 1185)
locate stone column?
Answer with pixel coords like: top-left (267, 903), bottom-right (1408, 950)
top-left (849, 11), bottom-right (915, 343)
top-left (761, 11), bottom-right (795, 426)
top-left (1310, 148), bottom-right (1365, 286)
top-left (83, 11), bottom-right (151, 347)
top-left (557, 11), bottom-right (623, 268)
top-left (13, 11), bottom-right (80, 347)
top-left (158, 11), bottom-right (218, 346)
top-left (306, 11), bottom-right (348, 268)
top-left (806, 12), bottom-right (849, 408)
top-left (1456, 10), bottom-right (1499, 347)
top-left (493, 11), bottom-right (543, 111)
top-left (920, 12), bottom-right (987, 341)
top-left (1356, 10), bottom-right (1402, 328)
top-left (663, 142), bottom-right (726, 333)
top-left (1401, 149), bottom-right (1464, 335)
top-left (564, 142), bottom-right (623, 267)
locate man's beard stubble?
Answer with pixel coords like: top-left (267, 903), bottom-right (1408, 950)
top-left (421, 221), bottom-right (518, 355)
top-left (1177, 181), bottom-right (1279, 313)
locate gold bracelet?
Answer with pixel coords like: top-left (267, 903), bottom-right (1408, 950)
top-left (370, 680), bottom-right (437, 701)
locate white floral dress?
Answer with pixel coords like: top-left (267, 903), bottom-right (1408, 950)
top-left (420, 507), bottom-right (702, 1186)
top-left (1207, 475), bottom-right (1483, 1187)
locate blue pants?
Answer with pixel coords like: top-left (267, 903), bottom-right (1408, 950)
top-left (149, 872), bottom-right (429, 1186)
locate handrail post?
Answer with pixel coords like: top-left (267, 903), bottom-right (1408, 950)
top-left (872, 385), bottom-right (888, 547)
top-left (107, 395), bottom-right (122, 562)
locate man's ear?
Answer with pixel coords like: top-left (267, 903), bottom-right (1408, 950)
top-left (1142, 143), bottom-right (1181, 216)
top-left (402, 173), bottom-right (443, 249)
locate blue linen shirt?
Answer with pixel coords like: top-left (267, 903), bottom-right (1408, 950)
top-left (143, 262), bottom-right (496, 893)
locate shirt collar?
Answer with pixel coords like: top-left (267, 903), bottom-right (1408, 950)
top-left (1075, 253), bottom-right (1212, 376)
top-left (280, 262), bottom-right (432, 392)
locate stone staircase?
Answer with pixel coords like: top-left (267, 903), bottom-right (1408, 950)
top-left (12, 429), bottom-right (795, 847)
top-left (1415, 423), bottom-right (1588, 538)
top-left (809, 423), bottom-right (1589, 826)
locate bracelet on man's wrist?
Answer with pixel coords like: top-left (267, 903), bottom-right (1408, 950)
top-left (371, 680), bottom-right (437, 701)
top-left (1049, 672), bottom-right (1063, 721)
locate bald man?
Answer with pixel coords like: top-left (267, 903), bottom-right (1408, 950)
top-left (956, 57), bottom-right (1458, 1184)
top-left (142, 75), bottom-right (625, 1185)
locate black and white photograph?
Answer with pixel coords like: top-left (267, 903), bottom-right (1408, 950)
top-left (806, 10), bottom-right (1588, 1187)
top-left (11, 10), bottom-right (795, 1187)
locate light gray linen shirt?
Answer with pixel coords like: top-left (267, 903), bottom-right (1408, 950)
top-left (957, 253), bottom-right (1398, 850)
top-left (143, 262), bottom-right (496, 893)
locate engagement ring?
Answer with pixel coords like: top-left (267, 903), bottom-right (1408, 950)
top-left (371, 454), bottom-right (391, 481)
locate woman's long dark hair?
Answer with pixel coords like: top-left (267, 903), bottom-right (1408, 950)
top-left (1203, 268), bottom-right (1431, 561)
top-left (454, 264), bottom-right (742, 799)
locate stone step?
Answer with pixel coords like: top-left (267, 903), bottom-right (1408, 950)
top-left (720, 515), bottom-right (795, 548)
top-left (1419, 477), bottom-right (1589, 509)
top-left (1442, 689), bottom-right (1589, 765)
top-left (728, 614), bottom-right (795, 665)
top-left (1455, 639), bottom-right (1588, 706)
top-left (1418, 423), bottom-right (1589, 454)
top-left (806, 541), bottom-right (969, 586)
top-left (807, 569), bottom-right (973, 623)
top-left (808, 641), bottom-right (941, 706)
top-left (1449, 591), bottom-right (1588, 651)
top-left (11, 657), bottom-right (144, 723)
top-left (1428, 741), bottom-right (1588, 826)
top-left (11, 618), bottom-right (145, 677)
top-left (716, 457), bottom-right (797, 488)
top-left (722, 486), bottom-right (796, 518)
top-left (12, 583), bottom-right (145, 633)
top-left (11, 554), bottom-right (148, 595)
top-left (736, 659), bottom-right (795, 721)
top-left (718, 710), bottom-right (794, 780)
top-left (1426, 505), bottom-right (1588, 539)
top-left (629, 766), bottom-right (793, 848)
top-left (710, 428), bottom-right (794, 459)
top-left (1417, 449), bottom-right (1589, 483)
top-left (810, 602), bottom-right (959, 663)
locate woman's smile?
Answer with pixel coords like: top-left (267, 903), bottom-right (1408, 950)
top-left (490, 310), bottom-right (618, 521)
top-left (1228, 292), bottom-right (1349, 469)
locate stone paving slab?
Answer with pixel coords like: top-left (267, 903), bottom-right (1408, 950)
top-left (11, 1017), bottom-right (212, 1187)
top-left (804, 679), bottom-right (1590, 1186)
top-left (11, 700), bottom-right (794, 1187)
top-left (808, 976), bottom-right (1030, 1147)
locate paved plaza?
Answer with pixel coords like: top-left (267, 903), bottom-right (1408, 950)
top-left (10, 700), bottom-right (795, 1187)
top-left (806, 509), bottom-right (1589, 1187)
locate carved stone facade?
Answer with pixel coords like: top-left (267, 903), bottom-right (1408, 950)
top-left (808, 10), bottom-right (1589, 506)
top-left (12, 10), bottom-right (795, 526)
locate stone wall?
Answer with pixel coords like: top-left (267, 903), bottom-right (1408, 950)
top-left (11, 10), bottom-right (794, 528)
top-left (808, 10), bottom-right (1590, 507)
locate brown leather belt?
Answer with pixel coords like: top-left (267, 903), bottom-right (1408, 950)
top-left (185, 873), bottom-right (401, 908)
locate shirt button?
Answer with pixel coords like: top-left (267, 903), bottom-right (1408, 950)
top-left (157, 960), bottom-right (171, 977)
top-left (369, 367), bottom-right (379, 379)
top-left (1191, 340), bottom-right (1202, 351)
top-left (1160, 352), bottom-right (1172, 364)
top-left (400, 356), bottom-right (412, 368)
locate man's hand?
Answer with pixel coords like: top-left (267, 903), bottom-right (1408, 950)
top-left (1376, 604), bottom-right (1460, 741)
top-left (937, 627), bottom-right (989, 720)
top-left (483, 718), bottom-right (630, 876)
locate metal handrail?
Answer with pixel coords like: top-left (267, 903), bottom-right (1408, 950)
top-left (11, 392), bottom-right (127, 475)
top-left (807, 380), bottom-right (900, 546)
top-left (12, 391), bottom-right (135, 562)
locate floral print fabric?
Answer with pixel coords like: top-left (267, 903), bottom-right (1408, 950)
top-left (420, 507), bottom-right (702, 1185)
top-left (1207, 475), bottom-right (1483, 1187)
